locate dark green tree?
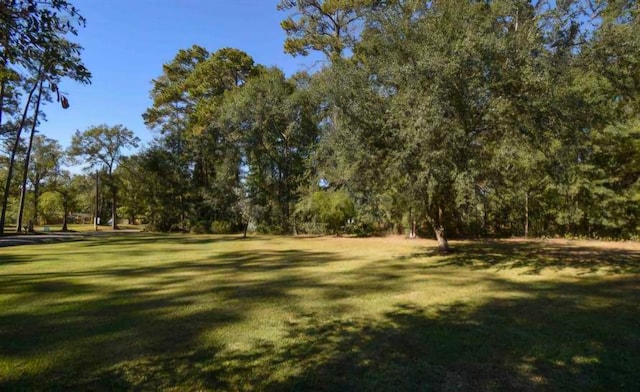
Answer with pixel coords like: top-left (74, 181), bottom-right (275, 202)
top-left (143, 47), bottom-right (258, 231)
top-left (220, 68), bottom-right (320, 233)
top-left (278, 0), bottom-right (385, 60)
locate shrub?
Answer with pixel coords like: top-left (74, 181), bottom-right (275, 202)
top-left (190, 220), bottom-right (210, 234)
top-left (295, 190), bottom-right (356, 235)
top-left (210, 220), bottom-right (233, 234)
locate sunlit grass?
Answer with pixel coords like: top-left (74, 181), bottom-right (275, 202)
top-left (1, 235), bottom-right (638, 390)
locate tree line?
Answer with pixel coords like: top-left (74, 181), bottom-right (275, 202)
top-left (2, 1), bottom-right (639, 250)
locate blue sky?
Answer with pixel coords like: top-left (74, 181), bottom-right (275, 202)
top-left (41, 0), bottom-right (323, 149)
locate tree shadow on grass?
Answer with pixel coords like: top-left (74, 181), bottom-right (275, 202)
top-left (405, 240), bottom-right (640, 275)
top-left (78, 233), bottom-right (271, 248)
top-left (0, 232), bottom-right (266, 251)
top-left (0, 234), bottom-right (85, 249)
top-left (2, 242), bottom-right (638, 390)
top-left (0, 254), bottom-right (32, 265)
top-left (0, 277), bottom-right (241, 390)
top-left (213, 277), bottom-right (639, 391)
top-left (1, 249), bottom-right (343, 286)
top-left (0, 248), bottom-right (345, 390)
top-left (33, 276), bottom-right (637, 391)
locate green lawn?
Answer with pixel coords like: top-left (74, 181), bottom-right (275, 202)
top-left (1, 234), bottom-right (639, 391)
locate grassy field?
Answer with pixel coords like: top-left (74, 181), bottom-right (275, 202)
top-left (1, 234), bottom-right (638, 391)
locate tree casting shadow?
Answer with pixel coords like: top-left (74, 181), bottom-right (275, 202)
top-left (407, 240), bottom-right (640, 275)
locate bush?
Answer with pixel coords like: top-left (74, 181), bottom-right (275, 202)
top-left (255, 223), bottom-right (287, 235)
top-left (296, 221), bottom-right (328, 235)
top-left (190, 220), bottom-right (210, 234)
top-left (295, 190), bottom-right (356, 235)
top-left (144, 221), bottom-right (183, 233)
top-left (210, 220), bottom-right (233, 234)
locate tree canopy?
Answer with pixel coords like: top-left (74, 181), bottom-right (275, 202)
top-left (2, 0), bottom-right (639, 248)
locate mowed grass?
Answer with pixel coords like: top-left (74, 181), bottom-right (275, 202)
top-left (0, 234), bottom-right (639, 391)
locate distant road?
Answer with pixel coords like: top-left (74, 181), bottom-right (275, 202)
top-left (0, 230), bottom-right (141, 248)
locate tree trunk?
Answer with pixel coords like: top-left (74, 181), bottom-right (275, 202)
top-left (16, 80), bottom-right (44, 233)
top-left (111, 176), bottom-right (118, 230)
top-left (61, 196), bottom-right (69, 232)
top-left (94, 170), bottom-right (100, 231)
top-left (0, 76), bottom-right (40, 234)
top-left (0, 78), bottom-right (5, 139)
top-left (482, 196), bottom-right (488, 239)
top-left (243, 220), bottom-right (249, 238)
top-left (292, 214), bottom-right (297, 236)
top-left (33, 176), bottom-right (40, 225)
top-left (0, 78), bottom-right (5, 133)
top-left (179, 194), bottom-right (185, 230)
top-left (524, 191), bottom-right (529, 238)
top-left (409, 208), bottom-right (416, 239)
top-left (431, 206), bottom-right (450, 252)
top-left (434, 225), bottom-right (450, 252)
top-left (0, 0), bottom-right (17, 138)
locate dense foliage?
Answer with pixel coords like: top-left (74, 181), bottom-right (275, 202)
top-left (128, 0), bottom-right (639, 246)
top-left (1, 0), bottom-right (638, 247)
